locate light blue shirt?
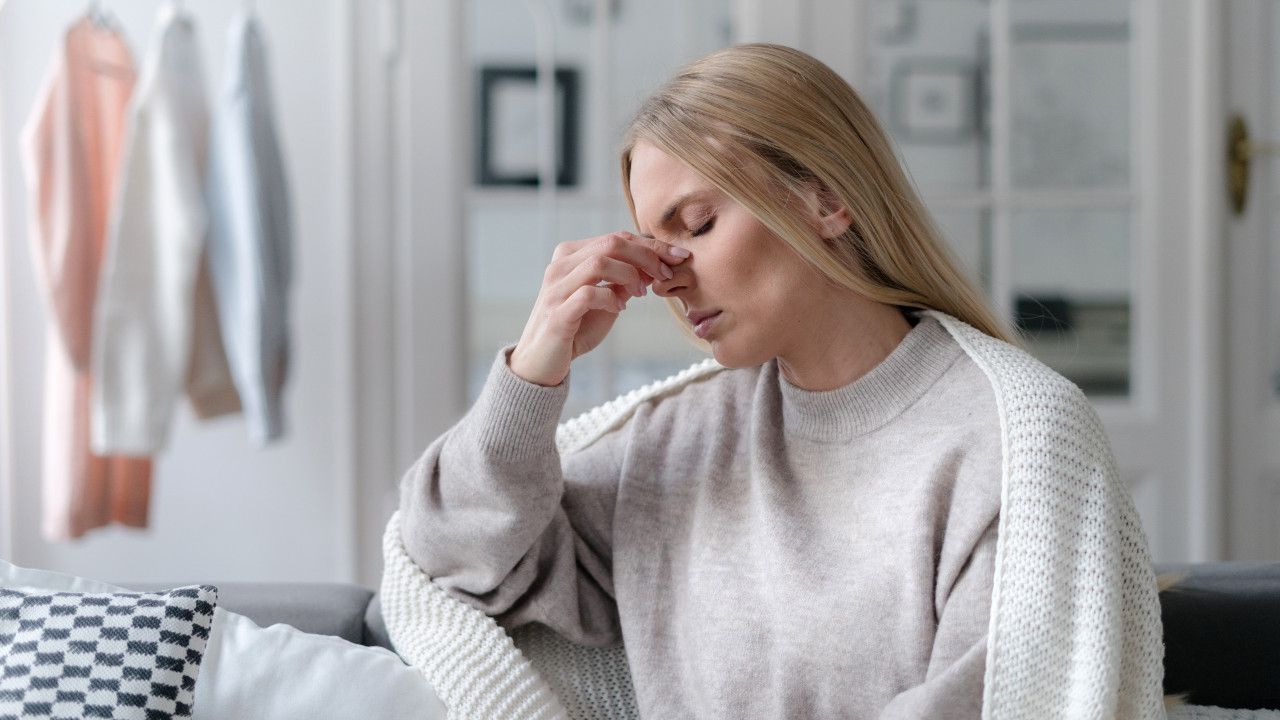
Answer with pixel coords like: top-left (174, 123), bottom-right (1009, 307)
top-left (207, 10), bottom-right (292, 445)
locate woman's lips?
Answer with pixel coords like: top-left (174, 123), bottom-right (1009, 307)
top-left (687, 311), bottom-right (722, 339)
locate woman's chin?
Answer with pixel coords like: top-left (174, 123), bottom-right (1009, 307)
top-left (709, 341), bottom-right (768, 370)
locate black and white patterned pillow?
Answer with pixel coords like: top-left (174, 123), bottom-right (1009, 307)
top-left (0, 585), bottom-right (217, 720)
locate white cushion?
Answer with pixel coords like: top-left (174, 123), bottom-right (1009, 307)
top-left (0, 561), bottom-right (447, 720)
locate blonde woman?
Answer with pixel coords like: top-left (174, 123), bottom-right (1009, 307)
top-left (397, 44), bottom-right (1164, 719)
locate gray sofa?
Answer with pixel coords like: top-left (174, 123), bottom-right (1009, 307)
top-left (140, 562), bottom-right (1280, 713)
top-left (1156, 562), bottom-right (1280, 711)
top-left (128, 581), bottom-right (394, 652)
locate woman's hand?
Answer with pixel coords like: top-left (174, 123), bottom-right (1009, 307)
top-left (509, 231), bottom-right (690, 387)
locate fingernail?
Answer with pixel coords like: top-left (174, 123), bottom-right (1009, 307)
top-left (661, 264), bottom-right (674, 279)
top-left (616, 298), bottom-right (626, 311)
top-left (669, 246), bottom-right (691, 259)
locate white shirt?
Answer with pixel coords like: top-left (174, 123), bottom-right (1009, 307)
top-left (92, 1), bottom-right (238, 454)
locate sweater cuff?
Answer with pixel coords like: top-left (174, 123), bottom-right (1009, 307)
top-left (188, 385), bottom-right (243, 420)
top-left (469, 346), bottom-right (568, 459)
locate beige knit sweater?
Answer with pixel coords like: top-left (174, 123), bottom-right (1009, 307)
top-left (383, 312), bottom-right (1166, 720)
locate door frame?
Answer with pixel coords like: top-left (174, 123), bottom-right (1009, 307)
top-left (1186, 0), bottom-right (1229, 562)
top-left (0, 51), bottom-right (12, 561)
top-left (346, 0), bottom-right (469, 586)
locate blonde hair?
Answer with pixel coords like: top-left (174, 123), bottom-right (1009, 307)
top-left (620, 43), bottom-right (1014, 345)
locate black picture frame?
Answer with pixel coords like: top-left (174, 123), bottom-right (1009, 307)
top-left (476, 66), bottom-right (580, 187)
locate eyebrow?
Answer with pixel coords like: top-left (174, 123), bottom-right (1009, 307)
top-left (640, 191), bottom-right (702, 238)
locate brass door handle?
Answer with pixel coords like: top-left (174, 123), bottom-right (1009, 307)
top-left (1229, 113), bottom-right (1280, 215)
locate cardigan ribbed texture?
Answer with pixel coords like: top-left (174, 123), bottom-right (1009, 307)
top-left (382, 311), bottom-right (1166, 719)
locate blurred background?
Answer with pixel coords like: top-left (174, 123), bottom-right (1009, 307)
top-left (0, 0), bottom-right (1275, 588)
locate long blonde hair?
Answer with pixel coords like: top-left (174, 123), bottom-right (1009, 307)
top-left (620, 43), bottom-right (1014, 345)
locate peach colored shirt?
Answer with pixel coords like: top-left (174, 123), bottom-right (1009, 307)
top-left (21, 17), bottom-right (152, 539)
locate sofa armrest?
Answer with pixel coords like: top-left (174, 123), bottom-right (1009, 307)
top-left (125, 582), bottom-right (382, 648)
top-left (363, 594), bottom-right (393, 650)
top-left (1156, 562), bottom-right (1280, 711)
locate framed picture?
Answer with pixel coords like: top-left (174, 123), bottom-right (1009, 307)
top-left (476, 66), bottom-right (580, 187)
top-left (889, 58), bottom-right (978, 144)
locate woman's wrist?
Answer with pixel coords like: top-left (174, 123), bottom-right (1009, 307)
top-left (508, 344), bottom-right (567, 388)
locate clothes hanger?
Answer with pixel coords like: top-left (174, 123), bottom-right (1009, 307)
top-left (169, 0), bottom-right (193, 25)
top-left (87, 0), bottom-right (115, 29)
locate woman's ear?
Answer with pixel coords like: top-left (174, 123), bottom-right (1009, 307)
top-left (800, 183), bottom-right (853, 239)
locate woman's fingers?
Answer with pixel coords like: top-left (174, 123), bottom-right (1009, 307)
top-left (561, 283), bottom-right (628, 320)
top-left (633, 233), bottom-right (692, 266)
top-left (554, 231), bottom-right (688, 285)
top-left (556, 255), bottom-right (648, 300)
top-left (593, 232), bottom-right (690, 280)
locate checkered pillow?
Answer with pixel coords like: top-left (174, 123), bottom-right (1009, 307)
top-left (0, 585), bottom-right (217, 720)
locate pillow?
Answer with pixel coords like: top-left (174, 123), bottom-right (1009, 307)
top-left (0, 584), bottom-right (216, 720)
top-left (1, 561), bottom-right (447, 720)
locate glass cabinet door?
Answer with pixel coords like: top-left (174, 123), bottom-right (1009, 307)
top-left (868, 0), bottom-right (1136, 399)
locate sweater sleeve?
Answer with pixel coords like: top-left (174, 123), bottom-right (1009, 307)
top-left (397, 348), bottom-right (625, 648)
top-left (877, 506), bottom-right (998, 719)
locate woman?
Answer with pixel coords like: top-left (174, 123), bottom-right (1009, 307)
top-left (395, 44), bottom-right (1164, 719)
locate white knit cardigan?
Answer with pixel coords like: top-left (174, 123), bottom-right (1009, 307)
top-left (381, 311), bottom-right (1167, 720)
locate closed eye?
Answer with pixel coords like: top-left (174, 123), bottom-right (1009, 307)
top-left (690, 219), bottom-right (714, 237)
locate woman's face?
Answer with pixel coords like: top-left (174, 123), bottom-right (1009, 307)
top-left (629, 141), bottom-right (840, 371)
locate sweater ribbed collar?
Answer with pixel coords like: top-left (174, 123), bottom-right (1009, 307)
top-left (777, 315), bottom-right (962, 441)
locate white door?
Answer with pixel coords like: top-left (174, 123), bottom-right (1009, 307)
top-left (1225, 0), bottom-right (1280, 560)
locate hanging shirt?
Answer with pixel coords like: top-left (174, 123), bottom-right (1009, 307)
top-left (207, 9), bottom-right (293, 446)
top-left (20, 15), bottom-right (153, 539)
top-left (91, 1), bottom-right (240, 455)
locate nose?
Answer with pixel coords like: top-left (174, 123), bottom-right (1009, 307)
top-left (651, 262), bottom-right (691, 297)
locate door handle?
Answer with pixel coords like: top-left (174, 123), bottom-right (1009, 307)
top-left (1229, 113), bottom-right (1280, 215)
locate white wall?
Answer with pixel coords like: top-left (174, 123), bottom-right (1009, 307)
top-left (0, 0), bottom-right (354, 583)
